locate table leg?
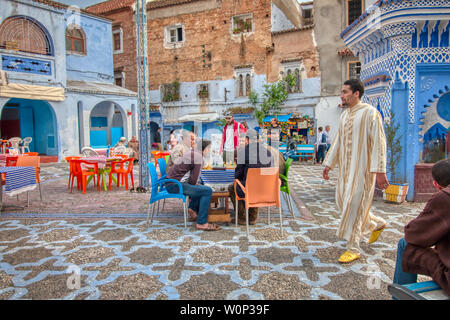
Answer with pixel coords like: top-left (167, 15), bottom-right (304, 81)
top-left (102, 172), bottom-right (107, 191)
top-left (225, 196), bottom-right (229, 215)
top-left (86, 175), bottom-right (93, 187)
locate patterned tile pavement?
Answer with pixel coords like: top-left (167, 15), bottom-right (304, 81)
top-left (0, 161), bottom-right (427, 300)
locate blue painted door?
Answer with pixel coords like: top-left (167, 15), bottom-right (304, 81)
top-left (20, 107), bottom-right (34, 152)
top-left (110, 127), bottom-right (123, 147)
top-left (90, 130), bottom-right (107, 148)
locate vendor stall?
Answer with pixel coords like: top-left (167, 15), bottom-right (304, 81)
top-left (288, 114), bottom-right (315, 145)
top-left (262, 113), bottom-right (315, 144)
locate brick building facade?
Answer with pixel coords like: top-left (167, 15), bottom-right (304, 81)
top-left (87, 0), bottom-right (320, 142)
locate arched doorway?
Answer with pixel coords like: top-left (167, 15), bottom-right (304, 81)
top-left (149, 121), bottom-right (159, 147)
top-left (89, 101), bottom-right (126, 147)
top-left (0, 98), bottom-right (58, 155)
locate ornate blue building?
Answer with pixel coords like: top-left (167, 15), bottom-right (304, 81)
top-left (341, 0), bottom-right (450, 201)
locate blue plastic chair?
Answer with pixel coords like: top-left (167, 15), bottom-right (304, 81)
top-left (147, 162), bottom-right (188, 228)
top-left (388, 281), bottom-right (449, 300)
top-left (157, 157), bottom-right (167, 180)
top-left (157, 157), bottom-right (168, 212)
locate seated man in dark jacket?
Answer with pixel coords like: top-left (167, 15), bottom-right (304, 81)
top-left (228, 129), bottom-right (273, 225)
top-left (392, 158), bottom-right (450, 296)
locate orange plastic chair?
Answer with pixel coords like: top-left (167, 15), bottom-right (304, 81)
top-left (65, 156), bottom-right (81, 190)
top-left (72, 159), bottom-right (101, 194)
top-left (115, 154), bottom-right (128, 160)
top-left (152, 151), bottom-right (170, 168)
top-left (24, 152), bottom-right (39, 156)
top-left (234, 167), bottom-right (283, 238)
top-left (108, 158), bottom-right (134, 190)
top-left (16, 155), bottom-right (42, 201)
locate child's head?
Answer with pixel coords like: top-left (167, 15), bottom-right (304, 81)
top-left (431, 158), bottom-right (450, 189)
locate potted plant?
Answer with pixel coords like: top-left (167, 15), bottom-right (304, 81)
top-left (383, 110), bottom-right (409, 204)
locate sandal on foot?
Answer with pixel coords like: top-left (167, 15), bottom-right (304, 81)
top-left (338, 250), bottom-right (361, 263)
top-left (196, 223), bottom-right (222, 231)
top-left (368, 224), bottom-right (386, 244)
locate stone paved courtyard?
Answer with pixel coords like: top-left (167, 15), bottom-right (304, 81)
top-left (0, 161), bottom-right (427, 300)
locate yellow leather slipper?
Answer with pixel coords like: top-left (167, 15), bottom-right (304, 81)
top-left (338, 251), bottom-right (361, 263)
top-left (368, 225), bottom-right (386, 244)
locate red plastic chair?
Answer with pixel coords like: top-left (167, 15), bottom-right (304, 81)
top-left (109, 158), bottom-right (134, 190)
top-left (65, 156), bottom-right (81, 190)
top-left (6, 156), bottom-right (18, 166)
top-left (16, 155), bottom-right (42, 201)
top-left (72, 159), bottom-right (101, 194)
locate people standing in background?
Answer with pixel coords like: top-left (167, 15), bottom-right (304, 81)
top-left (325, 125), bottom-right (331, 152)
top-left (268, 118), bottom-right (281, 148)
top-left (316, 127), bottom-right (327, 164)
top-left (114, 137), bottom-right (127, 148)
top-left (241, 121), bottom-right (249, 133)
top-left (154, 127), bottom-right (162, 151)
top-left (221, 114), bottom-right (245, 164)
top-left (127, 136), bottom-right (139, 163)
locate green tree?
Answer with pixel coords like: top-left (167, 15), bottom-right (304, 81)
top-left (250, 74), bottom-right (297, 125)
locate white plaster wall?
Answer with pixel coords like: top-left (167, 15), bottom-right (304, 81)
top-left (48, 96), bottom-right (79, 159)
top-left (315, 96), bottom-right (344, 143)
top-left (271, 2), bottom-right (296, 32)
top-left (62, 93), bottom-right (137, 157)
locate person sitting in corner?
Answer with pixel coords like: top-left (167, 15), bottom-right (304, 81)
top-left (127, 136), bottom-right (139, 163)
top-left (392, 158), bottom-right (450, 296)
top-left (228, 129), bottom-right (273, 225)
top-left (114, 137), bottom-right (127, 148)
top-left (166, 130), bottom-right (221, 231)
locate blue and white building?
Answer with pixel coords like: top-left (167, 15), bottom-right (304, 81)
top-left (341, 0), bottom-right (450, 200)
top-left (0, 0), bottom-right (137, 159)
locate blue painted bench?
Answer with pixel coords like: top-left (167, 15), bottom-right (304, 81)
top-left (388, 281), bottom-right (449, 300)
top-left (279, 144), bottom-right (316, 163)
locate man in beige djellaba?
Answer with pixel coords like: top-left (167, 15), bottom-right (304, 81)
top-left (323, 79), bottom-right (390, 263)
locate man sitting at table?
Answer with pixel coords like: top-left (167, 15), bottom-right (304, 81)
top-left (166, 130), bottom-right (221, 231)
top-left (228, 129), bottom-right (274, 225)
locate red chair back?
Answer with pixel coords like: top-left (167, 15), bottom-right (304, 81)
top-left (6, 156), bottom-right (18, 166)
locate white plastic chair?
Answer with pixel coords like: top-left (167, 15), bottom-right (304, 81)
top-left (21, 137), bottom-right (32, 153)
top-left (81, 147), bottom-right (99, 157)
top-left (8, 137), bottom-right (22, 153)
